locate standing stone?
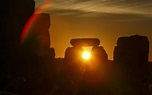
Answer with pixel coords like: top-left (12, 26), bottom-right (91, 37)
top-left (113, 35), bottom-right (150, 95)
top-left (80, 46), bottom-right (110, 95)
top-left (0, 0), bottom-right (35, 93)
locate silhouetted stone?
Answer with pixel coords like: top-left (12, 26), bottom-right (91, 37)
top-left (9, 0), bottom-right (35, 49)
top-left (113, 35), bottom-right (150, 95)
top-left (49, 48), bottom-right (56, 61)
top-left (51, 47), bottom-right (84, 95)
top-left (0, 1), bottom-right (56, 93)
top-left (19, 13), bottom-right (56, 95)
top-left (0, 0), bottom-right (35, 94)
top-left (149, 62), bottom-right (152, 95)
top-left (91, 46), bottom-right (108, 61)
top-left (70, 38), bottom-right (100, 47)
top-left (79, 46), bottom-right (110, 95)
top-left (149, 62), bottom-right (152, 80)
top-left (82, 46), bottom-right (109, 85)
top-left (63, 47), bottom-right (84, 83)
top-left (23, 13), bottom-right (51, 53)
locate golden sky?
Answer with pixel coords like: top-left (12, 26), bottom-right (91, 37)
top-left (35, 0), bottom-right (152, 61)
top-left (50, 14), bottom-right (152, 61)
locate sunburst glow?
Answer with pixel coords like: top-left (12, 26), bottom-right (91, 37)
top-left (82, 51), bottom-right (91, 60)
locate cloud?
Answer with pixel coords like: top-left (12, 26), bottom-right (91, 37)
top-left (35, 0), bottom-right (46, 9)
top-left (35, 0), bottom-right (152, 18)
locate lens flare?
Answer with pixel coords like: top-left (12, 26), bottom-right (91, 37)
top-left (20, 0), bottom-right (53, 44)
top-left (82, 51), bottom-right (91, 60)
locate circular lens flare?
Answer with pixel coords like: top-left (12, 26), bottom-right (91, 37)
top-left (82, 51), bottom-right (91, 60)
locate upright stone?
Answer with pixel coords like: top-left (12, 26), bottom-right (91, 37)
top-left (20, 13), bottom-right (55, 95)
top-left (113, 35), bottom-right (150, 95)
top-left (0, 0), bottom-right (35, 93)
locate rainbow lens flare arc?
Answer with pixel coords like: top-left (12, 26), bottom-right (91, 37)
top-left (20, 0), bottom-right (53, 44)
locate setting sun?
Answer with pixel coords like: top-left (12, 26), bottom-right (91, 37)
top-left (82, 51), bottom-right (91, 60)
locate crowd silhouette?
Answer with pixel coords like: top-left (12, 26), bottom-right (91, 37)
top-left (0, 0), bottom-right (152, 95)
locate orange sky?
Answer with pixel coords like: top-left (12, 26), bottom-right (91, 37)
top-left (33, 0), bottom-right (152, 61)
top-left (50, 14), bottom-right (152, 61)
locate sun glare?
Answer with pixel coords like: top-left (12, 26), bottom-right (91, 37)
top-left (82, 51), bottom-right (91, 60)
top-left (82, 47), bottom-right (92, 60)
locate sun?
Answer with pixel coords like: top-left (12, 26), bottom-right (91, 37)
top-left (82, 51), bottom-right (91, 60)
